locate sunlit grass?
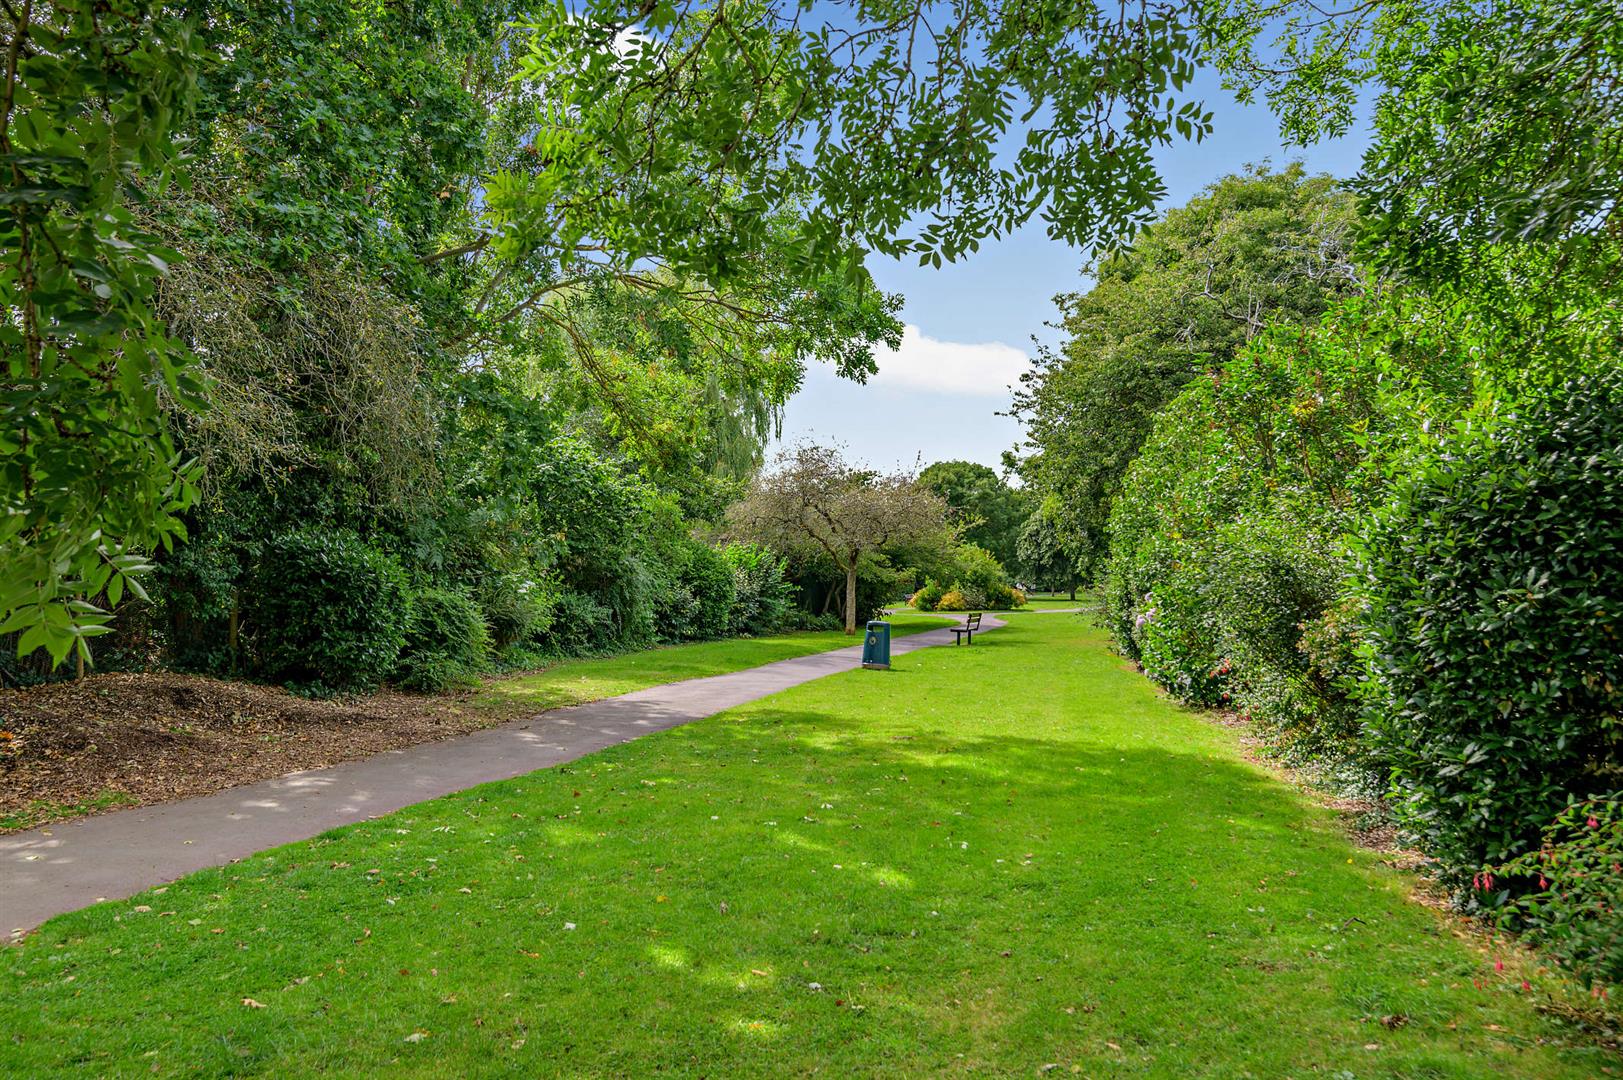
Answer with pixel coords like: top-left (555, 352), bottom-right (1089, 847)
top-left (474, 612), bottom-right (953, 713)
top-left (1, 616), bottom-right (1605, 1076)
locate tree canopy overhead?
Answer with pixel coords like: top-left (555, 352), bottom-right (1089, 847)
top-left (512, 0), bottom-right (1214, 278)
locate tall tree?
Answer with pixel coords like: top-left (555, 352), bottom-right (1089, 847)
top-left (1017, 499), bottom-right (1085, 599)
top-left (727, 446), bottom-right (951, 634)
top-left (1013, 164), bottom-right (1362, 575)
top-left (918, 461), bottom-right (1029, 573)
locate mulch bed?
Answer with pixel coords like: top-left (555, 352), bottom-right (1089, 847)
top-left (0, 672), bottom-right (531, 833)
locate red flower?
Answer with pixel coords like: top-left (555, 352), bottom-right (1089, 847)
top-left (1587, 816), bottom-right (1601, 829)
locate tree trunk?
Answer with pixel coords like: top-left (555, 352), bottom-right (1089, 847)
top-left (844, 565), bottom-right (858, 635)
top-left (1068, 574), bottom-right (1077, 602)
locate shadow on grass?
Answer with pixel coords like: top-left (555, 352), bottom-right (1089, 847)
top-left (0, 697), bottom-right (1601, 1077)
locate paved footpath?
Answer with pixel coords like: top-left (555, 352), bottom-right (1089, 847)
top-left (2, 615), bottom-right (1001, 937)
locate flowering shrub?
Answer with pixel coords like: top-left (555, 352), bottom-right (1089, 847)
top-left (1497, 797), bottom-right (1623, 992)
top-left (936, 588), bottom-right (971, 612)
top-left (1138, 575), bottom-right (1227, 706)
top-left (911, 580), bottom-right (944, 611)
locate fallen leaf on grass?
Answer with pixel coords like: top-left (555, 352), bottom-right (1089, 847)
top-left (404, 1031), bottom-right (429, 1043)
top-left (241, 998), bottom-right (266, 1009)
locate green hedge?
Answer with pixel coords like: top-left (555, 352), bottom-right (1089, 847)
top-left (1358, 368), bottom-right (1623, 873)
top-left (1104, 300), bottom-right (1471, 758)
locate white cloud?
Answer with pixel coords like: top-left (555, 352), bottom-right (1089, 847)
top-left (868, 324), bottom-right (1031, 397)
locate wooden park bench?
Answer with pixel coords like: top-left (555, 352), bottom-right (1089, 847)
top-left (950, 612), bottom-right (982, 645)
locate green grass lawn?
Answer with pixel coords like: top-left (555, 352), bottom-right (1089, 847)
top-left (475, 612), bottom-right (952, 714)
top-left (2, 616), bottom-right (1605, 1076)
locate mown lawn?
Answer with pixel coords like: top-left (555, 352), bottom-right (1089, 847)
top-left (1, 616), bottom-right (1605, 1076)
top-left (474, 612), bottom-right (952, 714)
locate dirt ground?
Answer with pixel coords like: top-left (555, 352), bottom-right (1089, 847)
top-left (0, 672), bottom-right (529, 832)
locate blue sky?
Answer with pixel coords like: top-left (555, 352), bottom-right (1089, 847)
top-left (772, 67), bottom-right (1372, 476)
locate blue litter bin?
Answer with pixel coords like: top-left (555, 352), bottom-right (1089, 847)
top-left (862, 620), bottom-right (891, 670)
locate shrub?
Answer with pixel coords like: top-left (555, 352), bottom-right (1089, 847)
top-left (1209, 515), bottom-right (1361, 757)
top-left (787, 608), bottom-right (843, 632)
top-left (683, 542), bottom-right (737, 639)
top-left (984, 582), bottom-right (1025, 610)
top-left (936, 588), bottom-right (971, 611)
top-left (393, 586), bottom-right (491, 691)
top-left (947, 542), bottom-right (999, 594)
top-left (478, 573), bottom-right (557, 652)
top-left (911, 580), bottom-right (944, 611)
top-left (722, 543), bottom-right (795, 635)
top-left (652, 539), bottom-right (737, 642)
top-left (249, 529), bottom-right (410, 693)
top-left (1497, 797), bottom-right (1623, 992)
top-left (1137, 571), bottom-right (1227, 706)
top-left (546, 589), bottom-right (618, 656)
top-left (1358, 368), bottom-right (1623, 873)
top-left (154, 533), bottom-right (244, 675)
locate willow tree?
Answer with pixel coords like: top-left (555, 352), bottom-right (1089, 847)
top-left (727, 447), bottom-right (951, 634)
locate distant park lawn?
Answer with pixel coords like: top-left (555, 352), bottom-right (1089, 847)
top-left (1, 616), bottom-right (1606, 1076)
top-left (475, 611), bottom-right (953, 714)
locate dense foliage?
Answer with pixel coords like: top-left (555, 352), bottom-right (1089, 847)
top-left (1359, 369), bottom-right (1623, 872)
top-left (1499, 797), bottom-right (1623, 992)
top-left (249, 530), bottom-right (411, 694)
top-left (1104, 296), bottom-right (1472, 753)
top-left (393, 586), bottom-right (492, 693)
top-left (1013, 165), bottom-right (1362, 575)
